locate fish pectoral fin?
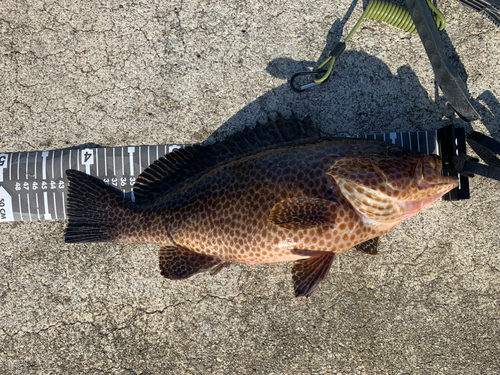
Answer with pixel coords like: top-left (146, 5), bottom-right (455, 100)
top-left (354, 237), bottom-right (379, 255)
top-left (291, 252), bottom-right (335, 297)
top-left (269, 197), bottom-right (340, 230)
top-left (159, 246), bottom-right (230, 280)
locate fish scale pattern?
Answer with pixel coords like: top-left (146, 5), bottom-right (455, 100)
top-left (65, 115), bottom-right (458, 296)
top-left (148, 140), bottom-right (406, 264)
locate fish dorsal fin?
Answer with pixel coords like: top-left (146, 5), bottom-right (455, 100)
top-left (133, 113), bottom-right (319, 204)
top-left (354, 237), bottom-right (379, 255)
top-left (292, 252), bottom-right (335, 297)
top-left (269, 197), bottom-right (340, 230)
top-left (159, 246), bottom-right (230, 280)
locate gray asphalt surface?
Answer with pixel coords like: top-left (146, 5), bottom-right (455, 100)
top-left (1, 0), bottom-right (499, 374)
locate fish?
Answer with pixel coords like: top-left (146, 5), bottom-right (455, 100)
top-left (65, 114), bottom-right (458, 297)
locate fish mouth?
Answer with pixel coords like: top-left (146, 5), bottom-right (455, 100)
top-left (417, 155), bottom-right (459, 189)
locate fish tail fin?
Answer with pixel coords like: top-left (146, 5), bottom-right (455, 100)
top-left (65, 169), bottom-right (131, 243)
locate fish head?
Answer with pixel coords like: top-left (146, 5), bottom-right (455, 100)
top-left (328, 145), bottom-right (459, 226)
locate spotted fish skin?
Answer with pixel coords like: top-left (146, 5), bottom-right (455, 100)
top-left (65, 115), bottom-right (458, 297)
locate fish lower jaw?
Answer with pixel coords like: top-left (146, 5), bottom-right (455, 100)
top-left (400, 192), bottom-right (451, 220)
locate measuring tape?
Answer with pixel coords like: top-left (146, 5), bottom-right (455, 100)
top-left (0, 145), bottom-right (184, 222)
top-left (0, 126), bottom-right (468, 222)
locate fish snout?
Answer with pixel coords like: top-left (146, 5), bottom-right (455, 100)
top-left (419, 154), bottom-right (458, 189)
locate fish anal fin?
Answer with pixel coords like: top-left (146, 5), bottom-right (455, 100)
top-left (269, 198), bottom-right (340, 230)
top-left (354, 237), bottom-right (379, 255)
top-left (159, 246), bottom-right (230, 280)
top-left (291, 252), bottom-right (335, 297)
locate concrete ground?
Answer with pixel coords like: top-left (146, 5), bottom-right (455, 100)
top-left (1, 0), bottom-right (499, 373)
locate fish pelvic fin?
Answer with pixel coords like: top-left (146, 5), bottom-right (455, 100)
top-left (292, 252), bottom-right (335, 297)
top-left (269, 197), bottom-right (340, 230)
top-left (354, 237), bottom-right (379, 255)
top-left (159, 246), bottom-right (231, 280)
top-left (65, 169), bottom-right (130, 243)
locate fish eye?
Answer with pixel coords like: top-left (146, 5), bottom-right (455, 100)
top-left (387, 146), bottom-right (404, 158)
